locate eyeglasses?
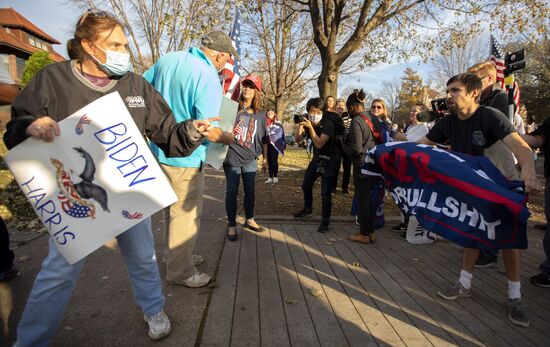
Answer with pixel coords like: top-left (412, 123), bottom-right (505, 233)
top-left (78, 9), bottom-right (116, 26)
top-left (242, 83), bottom-right (256, 90)
top-left (371, 105), bottom-right (383, 110)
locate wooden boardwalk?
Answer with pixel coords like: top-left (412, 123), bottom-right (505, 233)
top-left (199, 221), bottom-right (550, 347)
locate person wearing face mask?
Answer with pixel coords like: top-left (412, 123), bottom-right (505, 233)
top-left (143, 31), bottom-right (235, 289)
top-left (293, 98), bottom-right (342, 233)
top-left (4, 10), bottom-right (217, 345)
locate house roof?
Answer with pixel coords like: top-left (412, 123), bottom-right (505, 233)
top-left (0, 7), bottom-right (65, 62)
top-left (0, 7), bottom-right (60, 44)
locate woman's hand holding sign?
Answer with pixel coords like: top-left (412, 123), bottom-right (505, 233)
top-left (26, 117), bottom-right (61, 143)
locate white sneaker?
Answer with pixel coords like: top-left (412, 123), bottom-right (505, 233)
top-left (272, 177), bottom-right (279, 183)
top-left (182, 271), bottom-right (211, 288)
top-left (265, 178), bottom-right (273, 183)
top-left (144, 309), bottom-right (171, 340)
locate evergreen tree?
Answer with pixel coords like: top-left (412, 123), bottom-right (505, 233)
top-left (20, 51), bottom-right (54, 88)
top-left (395, 68), bottom-right (424, 125)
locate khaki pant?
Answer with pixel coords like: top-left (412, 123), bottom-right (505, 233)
top-left (161, 165), bottom-right (205, 283)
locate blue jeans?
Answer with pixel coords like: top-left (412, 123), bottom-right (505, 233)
top-left (224, 161), bottom-right (257, 227)
top-left (541, 178), bottom-right (550, 277)
top-left (16, 218), bottom-right (165, 347)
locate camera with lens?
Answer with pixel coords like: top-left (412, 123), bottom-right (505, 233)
top-left (431, 98), bottom-right (448, 113)
top-left (317, 155), bottom-right (330, 175)
top-left (293, 113), bottom-right (308, 124)
top-left (416, 98), bottom-right (449, 123)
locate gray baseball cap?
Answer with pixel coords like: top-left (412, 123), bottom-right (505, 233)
top-left (201, 31), bottom-right (240, 60)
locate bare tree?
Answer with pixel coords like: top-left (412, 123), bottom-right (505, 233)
top-left (241, 1), bottom-right (317, 119)
top-left (378, 78), bottom-right (401, 120)
top-left (431, 34), bottom-right (487, 91)
top-left (70, 0), bottom-right (232, 72)
top-left (290, 0), bottom-right (549, 99)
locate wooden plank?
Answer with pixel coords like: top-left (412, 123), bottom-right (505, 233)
top-left (376, 230), bottom-right (511, 347)
top-left (231, 228), bottom-right (260, 346)
top-left (282, 224), bottom-right (349, 346)
top-left (270, 225), bottom-right (320, 346)
top-left (327, 230), bottom-right (431, 346)
top-left (201, 231), bottom-right (241, 346)
top-left (424, 236), bottom-right (550, 345)
top-left (332, 228), bottom-right (455, 346)
top-left (257, 225), bottom-right (291, 347)
top-left (338, 230), bottom-right (479, 347)
top-left (308, 228), bottom-right (406, 347)
top-left (385, 230), bottom-right (538, 347)
top-left (296, 225), bottom-right (375, 346)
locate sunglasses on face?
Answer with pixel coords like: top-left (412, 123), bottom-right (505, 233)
top-left (372, 105), bottom-right (383, 110)
top-left (79, 9), bottom-right (116, 26)
top-left (242, 83), bottom-right (256, 90)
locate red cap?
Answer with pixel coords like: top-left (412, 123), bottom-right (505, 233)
top-left (242, 74), bottom-right (262, 91)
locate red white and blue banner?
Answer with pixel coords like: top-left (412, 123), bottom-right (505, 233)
top-left (267, 122), bottom-right (286, 156)
top-left (362, 142), bottom-right (530, 250)
top-left (5, 92), bottom-right (177, 264)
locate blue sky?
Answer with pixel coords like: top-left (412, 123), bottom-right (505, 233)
top-left (4, 1), bottom-right (432, 94)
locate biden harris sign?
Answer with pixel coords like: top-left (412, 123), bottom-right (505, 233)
top-left (5, 92), bottom-right (177, 264)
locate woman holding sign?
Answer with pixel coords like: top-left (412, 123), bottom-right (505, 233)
top-left (3, 10), bottom-right (214, 345)
top-left (223, 74), bottom-right (268, 241)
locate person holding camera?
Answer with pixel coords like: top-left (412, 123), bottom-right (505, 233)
top-left (418, 73), bottom-right (539, 328)
top-left (293, 98), bottom-right (342, 233)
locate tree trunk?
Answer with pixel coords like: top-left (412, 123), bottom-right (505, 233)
top-left (275, 99), bottom-right (288, 120)
top-left (317, 61), bottom-right (339, 100)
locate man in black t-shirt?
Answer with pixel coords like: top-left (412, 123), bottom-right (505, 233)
top-left (294, 97), bottom-right (341, 233)
top-left (418, 73), bottom-right (539, 328)
top-left (521, 118), bottom-right (550, 288)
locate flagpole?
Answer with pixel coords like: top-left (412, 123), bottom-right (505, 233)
top-left (504, 74), bottom-right (515, 123)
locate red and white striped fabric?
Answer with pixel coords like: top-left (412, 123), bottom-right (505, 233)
top-left (220, 57), bottom-right (240, 100)
top-left (490, 35), bottom-right (520, 112)
top-left (219, 8), bottom-right (241, 101)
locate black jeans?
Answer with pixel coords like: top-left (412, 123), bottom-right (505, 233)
top-left (267, 144), bottom-right (279, 178)
top-left (301, 159), bottom-right (335, 223)
top-left (541, 178), bottom-right (550, 276)
top-left (0, 216), bottom-right (14, 272)
top-left (341, 152), bottom-right (353, 191)
top-left (353, 164), bottom-right (375, 235)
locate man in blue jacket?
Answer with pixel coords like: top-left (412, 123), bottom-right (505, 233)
top-left (144, 31), bottom-right (235, 288)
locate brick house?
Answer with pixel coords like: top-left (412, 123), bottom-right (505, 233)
top-left (0, 7), bottom-right (64, 128)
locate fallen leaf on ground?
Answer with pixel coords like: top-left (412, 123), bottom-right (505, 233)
top-left (310, 288), bottom-right (322, 297)
top-left (284, 295), bottom-right (298, 305)
top-left (351, 262), bottom-right (360, 267)
top-left (18, 255), bottom-right (31, 263)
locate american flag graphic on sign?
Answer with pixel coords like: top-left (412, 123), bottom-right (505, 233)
top-left (220, 8), bottom-right (242, 101)
top-left (490, 35), bottom-right (520, 112)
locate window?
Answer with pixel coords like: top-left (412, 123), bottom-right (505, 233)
top-left (0, 54), bottom-right (12, 83)
top-left (15, 56), bottom-right (26, 79)
top-left (29, 37), bottom-right (36, 46)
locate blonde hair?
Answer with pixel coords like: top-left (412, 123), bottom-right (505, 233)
top-left (371, 98), bottom-right (389, 123)
top-left (467, 61), bottom-right (497, 80)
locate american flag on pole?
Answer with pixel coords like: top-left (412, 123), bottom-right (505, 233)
top-left (490, 35), bottom-right (520, 112)
top-left (220, 8), bottom-right (242, 101)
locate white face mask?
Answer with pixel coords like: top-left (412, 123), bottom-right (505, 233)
top-left (309, 114), bottom-right (323, 123)
top-left (92, 44), bottom-right (132, 76)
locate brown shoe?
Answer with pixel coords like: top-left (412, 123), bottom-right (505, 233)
top-left (348, 233), bottom-right (371, 244)
top-left (369, 232), bottom-right (377, 243)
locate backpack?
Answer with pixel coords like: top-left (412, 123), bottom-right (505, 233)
top-left (322, 111), bottom-right (345, 154)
